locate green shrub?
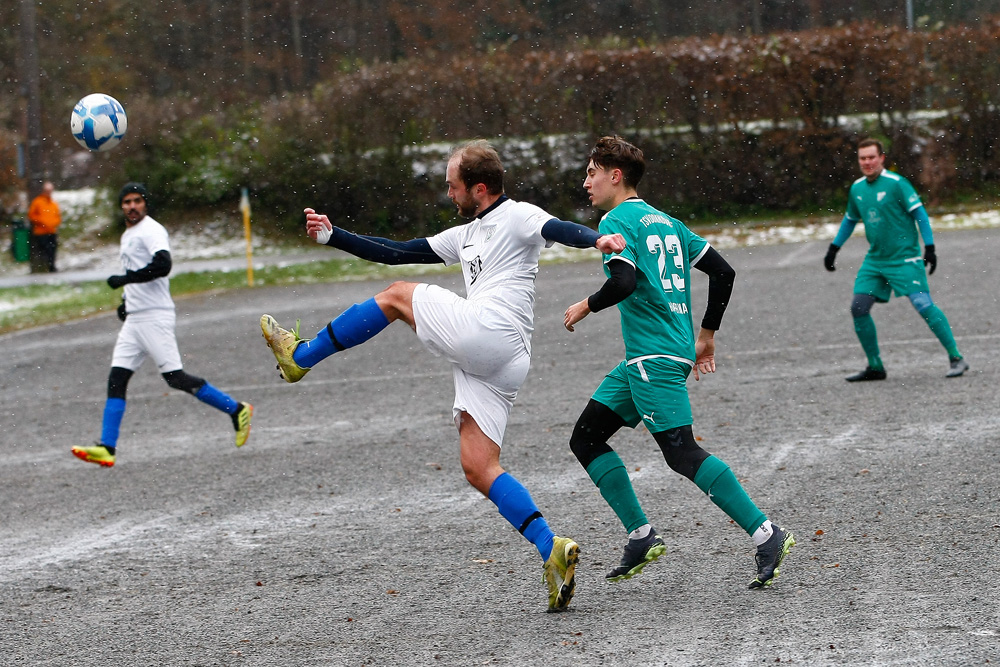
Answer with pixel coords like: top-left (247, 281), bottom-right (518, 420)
top-left (116, 19), bottom-right (1000, 230)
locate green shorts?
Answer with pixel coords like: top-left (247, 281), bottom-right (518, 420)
top-left (592, 358), bottom-right (692, 434)
top-left (854, 258), bottom-right (929, 302)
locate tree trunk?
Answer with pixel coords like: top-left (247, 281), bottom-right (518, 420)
top-left (18, 0), bottom-right (44, 198)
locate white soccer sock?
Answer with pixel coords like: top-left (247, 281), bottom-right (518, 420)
top-left (628, 523), bottom-right (652, 540)
top-left (752, 519), bottom-right (774, 547)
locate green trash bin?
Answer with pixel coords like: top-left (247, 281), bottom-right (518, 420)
top-left (11, 217), bottom-right (30, 263)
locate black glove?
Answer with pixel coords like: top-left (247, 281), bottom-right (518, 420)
top-left (117, 299), bottom-right (127, 321)
top-left (823, 243), bottom-right (840, 272)
top-left (107, 274), bottom-right (129, 289)
top-left (923, 244), bottom-right (937, 275)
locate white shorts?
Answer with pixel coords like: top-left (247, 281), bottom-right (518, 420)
top-left (111, 309), bottom-right (183, 373)
top-left (412, 283), bottom-right (531, 446)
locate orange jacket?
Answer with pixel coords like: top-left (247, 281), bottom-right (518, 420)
top-left (28, 194), bottom-right (61, 235)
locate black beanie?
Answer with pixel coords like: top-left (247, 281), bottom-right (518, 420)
top-left (118, 182), bottom-right (151, 207)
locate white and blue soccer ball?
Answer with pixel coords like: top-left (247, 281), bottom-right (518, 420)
top-left (70, 93), bottom-right (128, 152)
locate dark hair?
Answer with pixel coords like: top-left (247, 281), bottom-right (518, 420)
top-left (857, 138), bottom-right (885, 155)
top-left (589, 136), bottom-right (645, 189)
top-left (450, 140), bottom-right (504, 195)
top-left (118, 182), bottom-right (151, 207)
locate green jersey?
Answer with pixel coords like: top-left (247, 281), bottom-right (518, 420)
top-left (845, 170), bottom-right (924, 265)
top-left (598, 199), bottom-right (709, 366)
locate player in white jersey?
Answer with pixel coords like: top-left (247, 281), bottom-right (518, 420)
top-left (260, 140), bottom-right (625, 612)
top-left (71, 183), bottom-right (253, 468)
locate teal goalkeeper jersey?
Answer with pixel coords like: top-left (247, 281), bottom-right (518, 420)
top-left (598, 199), bottom-right (709, 366)
top-left (845, 170), bottom-right (924, 265)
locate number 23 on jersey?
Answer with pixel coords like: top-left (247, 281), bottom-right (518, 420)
top-left (647, 234), bottom-right (685, 293)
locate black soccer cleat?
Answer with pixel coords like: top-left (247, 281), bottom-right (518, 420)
top-left (749, 525), bottom-right (795, 589)
top-left (846, 366), bottom-right (887, 382)
top-left (606, 530), bottom-right (666, 581)
top-left (946, 357), bottom-right (969, 378)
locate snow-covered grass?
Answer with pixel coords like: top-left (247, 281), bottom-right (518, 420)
top-left (11, 188), bottom-right (1000, 268)
top-left (1, 188), bottom-right (297, 276)
top-left (1, 188), bottom-right (998, 331)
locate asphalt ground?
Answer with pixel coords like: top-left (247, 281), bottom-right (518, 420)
top-left (1, 229), bottom-right (997, 666)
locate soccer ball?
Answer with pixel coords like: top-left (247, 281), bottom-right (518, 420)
top-left (70, 93), bottom-right (128, 152)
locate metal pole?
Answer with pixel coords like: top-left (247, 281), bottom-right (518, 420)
top-left (906, 0), bottom-right (914, 30)
top-left (240, 187), bottom-right (254, 287)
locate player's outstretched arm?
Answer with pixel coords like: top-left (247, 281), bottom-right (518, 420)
top-left (303, 207), bottom-right (443, 265)
top-left (596, 233), bottom-right (627, 254)
top-left (541, 218), bottom-right (625, 253)
top-left (305, 208), bottom-right (334, 243)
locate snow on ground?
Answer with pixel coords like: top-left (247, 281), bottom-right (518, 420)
top-left (2, 188), bottom-right (285, 276)
top-left (24, 188), bottom-right (1000, 269)
top-left (2, 188), bottom-right (998, 315)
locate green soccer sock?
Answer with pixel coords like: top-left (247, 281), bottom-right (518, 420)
top-left (853, 314), bottom-right (884, 370)
top-left (586, 451), bottom-right (649, 535)
top-left (919, 304), bottom-right (961, 359)
top-left (692, 455), bottom-right (767, 536)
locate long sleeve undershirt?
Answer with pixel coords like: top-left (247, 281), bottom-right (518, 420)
top-left (122, 249), bottom-right (172, 283)
top-left (587, 247), bottom-right (736, 330)
top-left (325, 217), bottom-right (602, 264)
top-left (325, 227), bottom-right (443, 265)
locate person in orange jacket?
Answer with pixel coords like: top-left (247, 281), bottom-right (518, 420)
top-left (28, 181), bottom-right (62, 272)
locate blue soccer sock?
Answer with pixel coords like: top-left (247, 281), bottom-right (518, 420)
top-left (194, 382), bottom-right (239, 415)
top-left (488, 472), bottom-right (555, 561)
top-left (100, 397), bottom-right (126, 448)
top-left (293, 298), bottom-right (391, 368)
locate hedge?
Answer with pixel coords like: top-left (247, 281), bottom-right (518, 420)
top-left (109, 19), bottom-right (1000, 233)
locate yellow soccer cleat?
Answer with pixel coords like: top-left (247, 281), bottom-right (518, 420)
top-left (260, 314), bottom-right (311, 383)
top-left (232, 402), bottom-right (253, 447)
top-left (71, 444), bottom-right (116, 468)
top-left (543, 536), bottom-right (579, 612)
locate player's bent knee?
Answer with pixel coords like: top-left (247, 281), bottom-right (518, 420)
top-left (850, 293), bottom-right (876, 318)
top-left (379, 280), bottom-right (416, 301)
top-left (569, 423), bottom-right (614, 469)
top-left (653, 425), bottom-right (711, 481)
top-left (461, 465), bottom-right (496, 496)
top-left (375, 281), bottom-right (417, 322)
top-left (569, 400), bottom-right (624, 468)
top-left (161, 369), bottom-right (205, 395)
top-left (908, 291), bottom-right (934, 314)
top-left (107, 366), bottom-right (134, 400)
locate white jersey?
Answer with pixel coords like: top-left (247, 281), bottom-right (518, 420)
top-left (426, 198), bottom-right (554, 353)
top-left (120, 215), bottom-right (173, 314)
